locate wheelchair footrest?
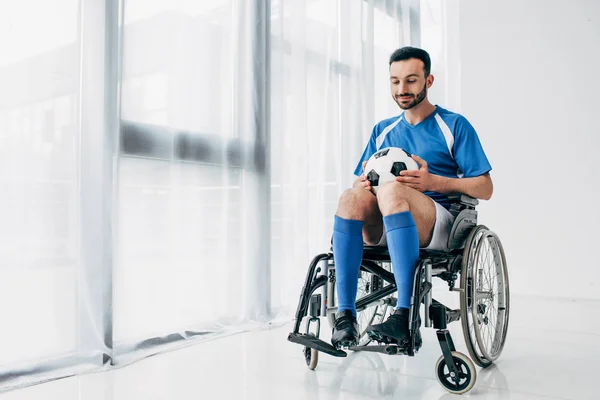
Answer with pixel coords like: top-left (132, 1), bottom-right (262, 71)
top-left (349, 344), bottom-right (408, 356)
top-left (287, 333), bottom-right (347, 358)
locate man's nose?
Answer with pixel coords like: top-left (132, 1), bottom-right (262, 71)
top-left (397, 82), bottom-right (409, 95)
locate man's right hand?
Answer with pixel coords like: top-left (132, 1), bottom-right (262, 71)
top-left (353, 161), bottom-right (373, 192)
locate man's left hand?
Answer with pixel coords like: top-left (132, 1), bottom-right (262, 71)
top-left (396, 154), bottom-right (440, 192)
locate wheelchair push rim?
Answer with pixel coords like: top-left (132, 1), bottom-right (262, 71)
top-left (460, 225), bottom-right (510, 366)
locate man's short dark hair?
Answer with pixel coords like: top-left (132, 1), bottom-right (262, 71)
top-left (389, 47), bottom-right (431, 76)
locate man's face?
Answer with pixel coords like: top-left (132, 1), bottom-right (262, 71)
top-left (389, 58), bottom-right (433, 110)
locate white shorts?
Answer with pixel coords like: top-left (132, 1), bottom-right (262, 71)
top-left (375, 200), bottom-right (456, 252)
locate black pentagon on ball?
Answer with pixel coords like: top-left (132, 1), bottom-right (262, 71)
top-left (367, 170), bottom-right (380, 186)
top-left (391, 162), bottom-right (407, 176)
top-left (401, 148), bottom-right (411, 158)
top-left (373, 148), bottom-right (390, 159)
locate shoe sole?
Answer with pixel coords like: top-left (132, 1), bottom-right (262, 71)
top-left (367, 331), bottom-right (423, 349)
top-left (333, 339), bottom-right (358, 350)
top-left (367, 331), bottom-right (404, 346)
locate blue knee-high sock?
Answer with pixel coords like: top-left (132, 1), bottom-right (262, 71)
top-left (332, 216), bottom-right (364, 317)
top-left (384, 211), bottom-right (419, 310)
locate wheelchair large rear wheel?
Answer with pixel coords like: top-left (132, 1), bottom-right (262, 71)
top-left (327, 266), bottom-right (392, 346)
top-left (460, 225), bottom-right (510, 368)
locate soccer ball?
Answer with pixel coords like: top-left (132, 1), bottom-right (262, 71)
top-left (364, 147), bottom-right (419, 194)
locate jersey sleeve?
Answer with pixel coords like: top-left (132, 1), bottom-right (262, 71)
top-left (453, 117), bottom-right (492, 178)
top-left (353, 125), bottom-right (379, 176)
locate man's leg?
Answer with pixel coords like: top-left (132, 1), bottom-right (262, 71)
top-left (367, 182), bottom-right (436, 345)
top-left (331, 187), bottom-right (381, 348)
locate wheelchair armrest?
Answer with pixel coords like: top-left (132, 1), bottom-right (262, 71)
top-left (447, 193), bottom-right (478, 218)
top-left (447, 193), bottom-right (479, 207)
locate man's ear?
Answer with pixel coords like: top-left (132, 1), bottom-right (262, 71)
top-left (427, 74), bottom-right (435, 88)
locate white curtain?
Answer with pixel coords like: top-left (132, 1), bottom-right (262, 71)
top-left (0, 0), bottom-right (111, 390)
top-left (270, 0), bottom-right (416, 316)
top-left (0, 0), bottom-right (448, 393)
top-left (115, 0), bottom-right (241, 348)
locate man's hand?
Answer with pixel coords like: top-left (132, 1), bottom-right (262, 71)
top-left (396, 154), bottom-right (494, 199)
top-left (396, 154), bottom-right (440, 192)
top-left (353, 160), bottom-right (373, 191)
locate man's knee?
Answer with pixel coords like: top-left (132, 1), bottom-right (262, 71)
top-left (377, 182), bottom-right (437, 246)
top-left (337, 188), bottom-right (377, 220)
top-left (376, 182), bottom-right (411, 216)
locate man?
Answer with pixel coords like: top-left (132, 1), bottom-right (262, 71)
top-left (331, 46), bottom-right (493, 349)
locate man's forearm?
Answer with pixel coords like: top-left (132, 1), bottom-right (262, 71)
top-left (433, 174), bottom-right (493, 200)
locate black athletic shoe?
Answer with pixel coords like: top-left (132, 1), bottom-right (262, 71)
top-left (331, 310), bottom-right (359, 349)
top-left (366, 308), bottom-right (421, 347)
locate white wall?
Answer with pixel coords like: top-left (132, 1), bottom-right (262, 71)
top-left (456, 0), bottom-right (600, 299)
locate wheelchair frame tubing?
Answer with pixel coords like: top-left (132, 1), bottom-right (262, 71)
top-left (359, 259), bottom-right (396, 285)
top-left (292, 253), bottom-right (332, 334)
top-left (408, 259), bottom-right (426, 356)
top-left (354, 259), bottom-right (398, 311)
top-left (437, 329), bottom-right (462, 381)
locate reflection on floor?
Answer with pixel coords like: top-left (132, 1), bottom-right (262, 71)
top-left (2, 295), bottom-right (598, 400)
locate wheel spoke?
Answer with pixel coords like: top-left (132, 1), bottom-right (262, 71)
top-left (346, 265), bottom-right (395, 343)
top-left (469, 231), bottom-right (509, 362)
top-left (461, 226), bottom-right (508, 368)
top-left (476, 290), bottom-right (493, 301)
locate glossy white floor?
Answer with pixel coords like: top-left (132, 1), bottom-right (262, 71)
top-left (2, 294), bottom-right (598, 400)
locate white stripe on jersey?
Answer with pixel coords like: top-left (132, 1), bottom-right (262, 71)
top-left (434, 113), bottom-right (463, 178)
top-left (435, 114), bottom-right (465, 178)
top-left (376, 115), bottom-right (403, 149)
top-left (434, 114), bottom-right (454, 155)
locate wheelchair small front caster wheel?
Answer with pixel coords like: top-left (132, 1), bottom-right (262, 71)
top-left (435, 351), bottom-right (476, 394)
top-left (303, 334), bottom-right (319, 370)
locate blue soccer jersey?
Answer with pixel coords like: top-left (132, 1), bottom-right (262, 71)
top-left (354, 106), bottom-right (492, 210)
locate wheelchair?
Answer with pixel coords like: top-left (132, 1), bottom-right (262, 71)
top-left (288, 194), bottom-right (509, 394)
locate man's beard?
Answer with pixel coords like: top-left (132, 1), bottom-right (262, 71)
top-left (395, 83), bottom-right (427, 110)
